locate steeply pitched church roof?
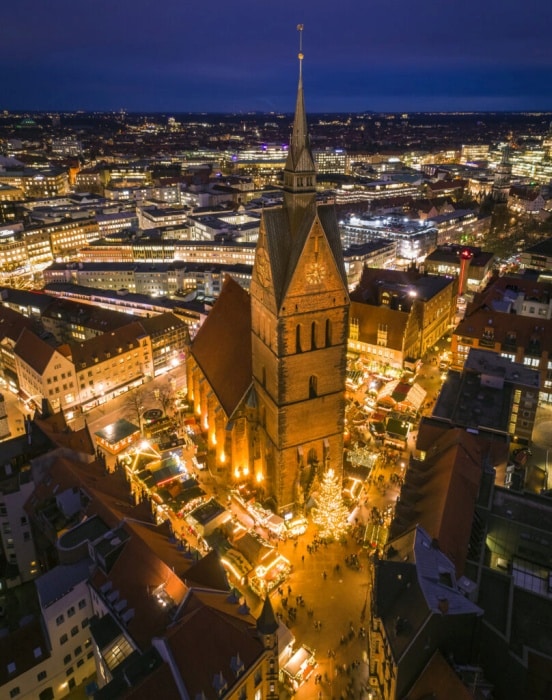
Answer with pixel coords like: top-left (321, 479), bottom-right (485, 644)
top-left (260, 42), bottom-right (347, 309)
top-left (190, 276), bottom-right (252, 418)
top-left (284, 62), bottom-right (315, 176)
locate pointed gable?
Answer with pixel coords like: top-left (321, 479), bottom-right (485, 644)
top-left (190, 276), bottom-right (252, 418)
top-left (14, 327), bottom-right (57, 374)
top-left (256, 595), bottom-right (278, 635)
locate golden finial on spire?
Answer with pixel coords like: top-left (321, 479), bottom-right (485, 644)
top-left (297, 24), bottom-right (304, 62)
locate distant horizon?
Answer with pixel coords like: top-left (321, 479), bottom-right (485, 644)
top-left (4, 108), bottom-right (552, 117)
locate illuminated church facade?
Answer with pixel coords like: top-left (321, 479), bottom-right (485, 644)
top-left (187, 50), bottom-right (350, 513)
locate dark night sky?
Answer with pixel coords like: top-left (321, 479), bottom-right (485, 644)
top-left (2, 0), bottom-right (552, 113)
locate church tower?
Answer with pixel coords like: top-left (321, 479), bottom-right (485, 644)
top-left (250, 27), bottom-right (350, 513)
top-left (492, 140), bottom-right (512, 203)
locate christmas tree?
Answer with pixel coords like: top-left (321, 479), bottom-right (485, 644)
top-left (311, 468), bottom-right (350, 541)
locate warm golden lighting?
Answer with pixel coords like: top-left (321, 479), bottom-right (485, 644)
top-left (211, 433), bottom-right (217, 445)
top-left (203, 418), bottom-right (208, 430)
top-left (234, 467), bottom-right (240, 478)
top-left (220, 452), bottom-right (226, 464)
top-left (242, 465), bottom-right (249, 476)
top-left (256, 472), bottom-right (264, 483)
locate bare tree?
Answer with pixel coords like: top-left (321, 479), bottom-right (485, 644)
top-left (123, 387), bottom-right (147, 430)
top-left (155, 381), bottom-right (175, 416)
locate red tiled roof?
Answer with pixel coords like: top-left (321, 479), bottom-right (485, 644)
top-left (0, 304), bottom-right (34, 342)
top-left (350, 302), bottom-right (410, 351)
top-left (33, 412), bottom-right (95, 457)
top-left (14, 327), bottom-right (57, 374)
top-left (89, 527), bottom-right (188, 650)
top-left (121, 662), bottom-right (182, 699)
top-left (456, 305), bottom-right (552, 350)
top-left (190, 276), bottom-right (252, 417)
top-left (0, 617), bottom-right (51, 687)
top-left (392, 428), bottom-right (482, 576)
top-left (165, 589), bottom-right (264, 699)
top-left (69, 320), bottom-right (147, 368)
top-left (405, 649), bottom-right (474, 699)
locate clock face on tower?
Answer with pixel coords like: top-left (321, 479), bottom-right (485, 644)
top-left (256, 247), bottom-right (270, 287)
top-left (306, 261), bottom-right (326, 285)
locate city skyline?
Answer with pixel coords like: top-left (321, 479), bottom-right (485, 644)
top-left (2, 0), bottom-right (552, 114)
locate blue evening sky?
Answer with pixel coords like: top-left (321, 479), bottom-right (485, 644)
top-left (1, 0), bottom-right (551, 113)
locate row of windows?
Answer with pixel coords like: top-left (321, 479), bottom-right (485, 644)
top-left (59, 621), bottom-right (90, 647)
top-left (9, 651), bottom-right (94, 698)
top-left (55, 599), bottom-right (87, 626)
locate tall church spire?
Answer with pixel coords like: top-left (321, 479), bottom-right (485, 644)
top-left (283, 25), bottom-right (317, 219)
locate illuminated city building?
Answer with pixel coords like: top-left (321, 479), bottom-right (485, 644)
top-left (67, 322), bottom-right (153, 411)
top-left (349, 266), bottom-right (457, 369)
top-left (0, 166), bottom-right (69, 198)
top-left (436, 348), bottom-right (540, 443)
top-left (188, 209), bottom-right (261, 242)
top-left (14, 327), bottom-right (79, 412)
top-left (79, 238), bottom-right (256, 267)
top-left (507, 184), bottom-right (546, 215)
top-left (519, 236), bottom-right (552, 273)
top-left (491, 142), bottom-right (512, 203)
top-left (425, 209), bottom-right (485, 246)
top-left (342, 239), bottom-right (396, 290)
top-left (0, 182), bottom-right (23, 201)
top-left (423, 244), bottom-right (496, 293)
top-left (50, 136), bottom-right (83, 157)
top-left (137, 204), bottom-right (189, 230)
top-left (313, 147), bottom-right (347, 174)
top-left (460, 143), bottom-right (490, 163)
top-left (340, 214), bottom-right (438, 265)
top-left (451, 275), bottom-right (552, 403)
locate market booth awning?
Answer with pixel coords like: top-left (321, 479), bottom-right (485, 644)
top-left (377, 379), bottom-right (426, 412)
top-left (282, 645), bottom-right (317, 690)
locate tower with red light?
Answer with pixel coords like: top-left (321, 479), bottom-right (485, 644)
top-left (458, 249), bottom-right (473, 295)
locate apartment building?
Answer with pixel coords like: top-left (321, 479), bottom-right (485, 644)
top-left (14, 329), bottom-right (79, 412)
top-left (349, 267), bottom-right (457, 368)
top-left (451, 276), bottom-right (552, 403)
top-left (370, 525), bottom-right (482, 700)
top-left (139, 312), bottom-right (189, 375)
top-left (0, 464), bottom-right (38, 583)
top-left (68, 322), bottom-right (153, 410)
top-left (43, 260), bottom-right (238, 297)
top-left (96, 209), bottom-right (137, 237)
